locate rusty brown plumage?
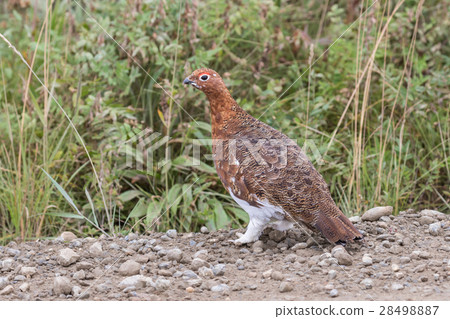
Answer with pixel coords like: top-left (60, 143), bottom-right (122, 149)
top-left (184, 68), bottom-right (362, 245)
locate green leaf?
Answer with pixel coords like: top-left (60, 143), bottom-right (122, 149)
top-left (118, 190), bottom-right (143, 202)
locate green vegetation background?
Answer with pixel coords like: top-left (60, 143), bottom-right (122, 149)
top-left (0, 0), bottom-right (448, 242)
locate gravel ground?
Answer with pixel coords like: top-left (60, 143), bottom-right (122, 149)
top-left (0, 208), bottom-right (449, 301)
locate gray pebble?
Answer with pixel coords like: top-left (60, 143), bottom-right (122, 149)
top-left (332, 246), bottom-right (353, 266)
top-left (73, 270), bottom-right (86, 280)
top-left (212, 264), bottom-right (226, 276)
top-left (211, 284), bottom-right (230, 292)
top-left (361, 206), bottom-right (393, 221)
top-left (53, 276), bottom-right (73, 295)
top-left (328, 270), bottom-right (337, 280)
top-left (0, 277), bottom-right (9, 290)
top-left (291, 242), bottom-right (307, 251)
top-left (0, 285), bottom-right (14, 295)
top-left (58, 248), bottom-right (80, 267)
top-left (154, 277), bottom-right (171, 291)
top-left (166, 229), bottom-right (177, 238)
top-left (160, 235), bottom-right (171, 241)
top-left (89, 242), bottom-right (103, 257)
top-left (279, 281), bottom-right (293, 293)
top-left (200, 226), bottom-right (209, 234)
top-left (198, 266), bottom-right (214, 278)
top-left (329, 289), bottom-right (339, 297)
top-left (60, 231), bottom-right (77, 241)
top-left (6, 248), bottom-right (20, 256)
top-left (19, 282), bottom-right (29, 292)
top-left (167, 248), bottom-right (183, 262)
top-left (361, 278), bottom-right (373, 289)
top-left (284, 253), bottom-right (297, 263)
top-left (118, 275), bottom-right (150, 289)
top-left (119, 260), bottom-right (141, 276)
top-left (362, 254), bottom-right (373, 266)
top-left (182, 270), bottom-right (198, 280)
top-left (20, 266), bottom-right (37, 277)
top-left (429, 223), bottom-right (442, 236)
top-left (391, 283), bottom-right (404, 291)
top-left (271, 271), bottom-right (284, 281)
top-left (191, 258), bottom-right (207, 271)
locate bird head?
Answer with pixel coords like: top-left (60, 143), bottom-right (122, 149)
top-left (183, 68), bottom-right (227, 97)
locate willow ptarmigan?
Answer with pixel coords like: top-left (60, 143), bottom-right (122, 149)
top-left (184, 68), bottom-right (362, 245)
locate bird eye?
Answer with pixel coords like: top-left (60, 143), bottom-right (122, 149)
top-left (200, 74), bottom-right (209, 81)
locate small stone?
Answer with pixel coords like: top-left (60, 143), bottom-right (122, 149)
top-left (391, 283), bottom-right (404, 291)
top-left (154, 278), bottom-right (171, 291)
top-left (73, 270), bottom-right (86, 280)
top-left (198, 266), bottom-right (214, 278)
top-left (118, 275), bottom-right (150, 289)
top-left (20, 266), bottom-right (37, 277)
top-left (160, 235), bottom-right (171, 241)
top-left (166, 229), bottom-right (177, 238)
top-left (332, 246), bottom-right (353, 266)
top-left (186, 286), bottom-right (194, 293)
top-left (0, 285), bottom-right (13, 295)
top-left (72, 286), bottom-right (82, 297)
top-left (410, 251), bottom-right (421, 260)
top-left (429, 222), bottom-right (442, 236)
top-left (119, 260), bottom-right (141, 276)
top-left (60, 231), bottom-right (77, 241)
top-left (19, 282), bottom-right (29, 292)
top-left (14, 275), bottom-right (26, 281)
top-left (362, 254), bottom-right (373, 266)
top-left (53, 276), bottom-right (72, 295)
top-left (58, 248), bottom-right (80, 267)
top-left (279, 282), bottom-right (293, 293)
top-left (211, 284), bottom-right (229, 292)
top-left (419, 251), bottom-right (431, 259)
top-left (269, 230), bottom-right (286, 242)
top-left (284, 253), bottom-right (297, 263)
top-left (263, 269), bottom-right (273, 279)
top-left (158, 262), bottom-right (171, 269)
top-left (420, 276), bottom-right (428, 282)
top-left (328, 270), bottom-right (337, 280)
top-left (419, 216), bottom-right (434, 225)
top-left (6, 248), bottom-right (20, 256)
top-left (167, 248), bottom-right (183, 262)
top-left (76, 261), bottom-right (94, 270)
top-left (395, 272), bottom-right (404, 279)
top-left (89, 242), bottom-right (103, 257)
top-left (291, 242), bottom-right (307, 251)
top-left (0, 277), bottom-right (9, 290)
top-left (191, 258), bottom-right (207, 271)
top-left (212, 264), bottom-right (226, 276)
top-left (1, 258), bottom-right (14, 270)
top-left (391, 264), bottom-right (400, 272)
top-left (329, 289), bottom-right (339, 297)
top-left (193, 249), bottom-right (208, 259)
top-left (349, 216), bottom-right (361, 223)
top-left (182, 270), bottom-right (198, 280)
top-left (200, 226), bottom-right (209, 234)
top-left (413, 264), bottom-right (426, 273)
top-left (361, 206), bottom-right (393, 221)
top-left (271, 271), bottom-right (284, 281)
top-left (361, 278), bottom-right (373, 289)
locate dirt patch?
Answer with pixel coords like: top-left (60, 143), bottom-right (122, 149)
top-left (0, 209), bottom-right (449, 300)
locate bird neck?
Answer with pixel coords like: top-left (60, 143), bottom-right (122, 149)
top-left (206, 89), bottom-right (245, 138)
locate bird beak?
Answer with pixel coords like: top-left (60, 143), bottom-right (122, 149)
top-left (183, 77), bottom-right (194, 85)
